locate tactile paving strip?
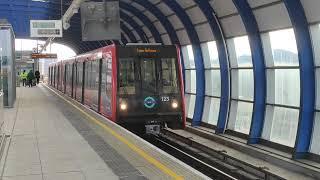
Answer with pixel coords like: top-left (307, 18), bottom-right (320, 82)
top-left (52, 97), bottom-right (148, 180)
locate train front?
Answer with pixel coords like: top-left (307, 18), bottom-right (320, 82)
top-left (116, 45), bottom-right (185, 133)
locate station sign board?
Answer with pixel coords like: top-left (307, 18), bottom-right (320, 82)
top-left (30, 20), bottom-right (63, 38)
top-left (31, 53), bottom-right (57, 59)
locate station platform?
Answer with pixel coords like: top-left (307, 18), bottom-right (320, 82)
top-left (0, 85), bottom-right (208, 180)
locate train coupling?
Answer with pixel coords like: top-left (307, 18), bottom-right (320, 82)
top-left (145, 124), bottom-right (161, 135)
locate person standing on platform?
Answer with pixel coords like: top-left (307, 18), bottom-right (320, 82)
top-left (27, 70), bottom-right (35, 87)
top-left (35, 70), bottom-right (40, 84)
top-left (20, 70), bottom-right (27, 87)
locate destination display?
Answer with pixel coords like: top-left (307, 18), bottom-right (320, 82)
top-left (31, 53), bottom-right (57, 59)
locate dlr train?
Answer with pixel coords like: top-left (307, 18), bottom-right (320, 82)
top-left (48, 44), bottom-right (185, 132)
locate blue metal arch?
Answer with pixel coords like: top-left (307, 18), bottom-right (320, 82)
top-left (162, 0), bottom-right (205, 126)
top-left (55, 37), bottom-right (83, 53)
top-left (282, 0), bottom-right (316, 159)
top-left (121, 33), bottom-right (129, 45)
top-left (120, 2), bottom-right (163, 43)
top-left (132, 0), bottom-right (179, 45)
top-left (120, 11), bottom-right (148, 43)
top-left (194, 0), bottom-right (230, 133)
top-left (232, 0), bottom-right (267, 143)
top-left (120, 21), bottom-right (138, 43)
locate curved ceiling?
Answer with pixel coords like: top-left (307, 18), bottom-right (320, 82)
top-left (0, 0), bottom-right (319, 54)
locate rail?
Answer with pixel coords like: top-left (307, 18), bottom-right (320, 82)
top-left (159, 129), bottom-right (286, 180)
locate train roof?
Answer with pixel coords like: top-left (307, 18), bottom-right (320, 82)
top-left (49, 44), bottom-right (177, 66)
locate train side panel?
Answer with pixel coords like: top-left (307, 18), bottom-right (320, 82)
top-left (83, 54), bottom-right (100, 112)
top-left (100, 45), bottom-right (117, 121)
top-left (112, 46), bottom-right (118, 122)
top-left (176, 45), bottom-right (186, 128)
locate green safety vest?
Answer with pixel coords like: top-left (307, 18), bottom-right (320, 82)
top-left (20, 72), bottom-right (27, 80)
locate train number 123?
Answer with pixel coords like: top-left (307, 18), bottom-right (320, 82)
top-left (161, 96), bottom-right (170, 102)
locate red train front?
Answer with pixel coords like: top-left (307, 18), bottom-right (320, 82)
top-left (49, 44), bottom-right (185, 133)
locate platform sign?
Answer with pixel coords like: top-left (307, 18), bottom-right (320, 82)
top-left (31, 53), bottom-right (57, 59)
top-left (30, 20), bottom-right (63, 38)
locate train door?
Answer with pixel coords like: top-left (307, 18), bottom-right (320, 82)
top-left (63, 64), bottom-right (67, 93)
top-left (48, 67), bottom-right (51, 85)
top-left (50, 67), bottom-right (52, 86)
top-left (84, 59), bottom-right (100, 111)
top-left (91, 59), bottom-right (100, 111)
top-left (72, 63), bottom-right (76, 98)
top-left (53, 66), bottom-right (56, 88)
top-left (66, 63), bottom-right (72, 97)
top-left (84, 61), bottom-right (90, 106)
top-left (57, 65), bottom-right (61, 90)
top-left (76, 61), bottom-right (84, 103)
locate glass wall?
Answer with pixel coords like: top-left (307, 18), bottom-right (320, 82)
top-left (227, 36), bottom-right (254, 134)
top-left (261, 29), bottom-right (300, 147)
top-left (182, 45), bottom-right (196, 119)
top-left (201, 41), bottom-right (221, 125)
top-left (310, 24), bottom-right (320, 155)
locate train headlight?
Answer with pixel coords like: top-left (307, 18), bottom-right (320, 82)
top-left (172, 101), bottom-right (179, 109)
top-left (120, 102), bottom-right (128, 111)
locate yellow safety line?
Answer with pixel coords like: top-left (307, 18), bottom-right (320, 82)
top-left (45, 85), bottom-right (184, 180)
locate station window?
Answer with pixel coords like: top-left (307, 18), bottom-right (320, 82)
top-left (182, 45), bottom-right (195, 69)
top-left (310, 24), bottom-right (320, 155)
top-left (202, 41), bottom-right (219, 68)
top-left (263, 106), bottom-right (299, 146)
top-left (228, 101), bottom-right (253, 134)
top-left (310, 113), bottom-right (320, 155)
top-left (185, 94), bottom-right (196, 119)
top-left (182, 45), bottom-right (197, 119)
top-left (261, 28), bottom-right (300, 147)
top-left (201, 41), bottom-right (221, 126)
top-left (185, 70), bottom-right (196, 94)
top-left (227, 36), bottom-right (254, 134)
top-left (202, 97), bottom-right (220, 125)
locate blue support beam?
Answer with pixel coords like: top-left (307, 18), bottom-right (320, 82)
top-left (120, 11), bottom-right (148, 43)
top-left (120, 21), bottom-right (138, 42)
top-left (194, 0), bottom-right (230, 133)
top-left (120, 2), bottom-right (163, 44)
top-left (232, 0), bottom-right (267, 143)
top-left (162, 0), bottom-right (205, 126)
top-left (283, 0), bottom-right (316, 159)
top-left (121, 33), bottom-right (128, 45)
top-left (132, 0), bottom-right (179, 45)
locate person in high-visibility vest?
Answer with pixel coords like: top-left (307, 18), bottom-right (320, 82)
top-left (20, 70), bottom-right (28, 87)
top-left (27, 70), bottom-right (35, 87)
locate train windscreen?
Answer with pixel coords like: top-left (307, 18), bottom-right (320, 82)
top-left (119, 58), bottom-right (135, 95)
top-left (141, 58), bottom-right (157, 94)
top-left (118, 57), bottom-right (179, 95)
top-left (161, 58), bottom-right (178, 94)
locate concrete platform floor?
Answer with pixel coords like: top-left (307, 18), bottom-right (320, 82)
top-left (0, 85), bottom-right (208, 180)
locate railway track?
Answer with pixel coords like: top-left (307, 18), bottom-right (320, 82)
top-left (145, 134), bottom-right (237, 180)
top-left (144, 128), bottom-right (286, 180)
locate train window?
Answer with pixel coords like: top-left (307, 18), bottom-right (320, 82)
top-left (161, 58), bottom-right (178, 94)
top-left (119, 58), bottom-right (135, 95)
top-left (141, 59), bottom-right (157, 94)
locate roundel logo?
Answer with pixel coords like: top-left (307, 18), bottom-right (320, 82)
top-left (144, 97), bottom-right (156, 109)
